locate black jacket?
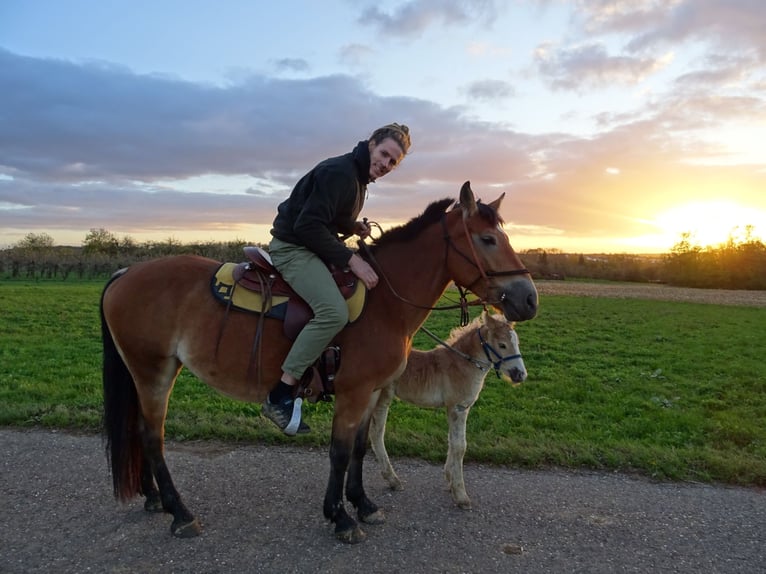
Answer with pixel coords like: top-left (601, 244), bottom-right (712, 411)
top-left (270, 140), bottom-right (371, 267)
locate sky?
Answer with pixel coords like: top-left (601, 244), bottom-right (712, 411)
top-left (1, 0), bottom-right (765, 254)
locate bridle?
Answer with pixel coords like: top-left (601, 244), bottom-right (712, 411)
top-left (443, 212), bottom-right (530, 294)
top-left (360, 204), bottom-right (530, 324)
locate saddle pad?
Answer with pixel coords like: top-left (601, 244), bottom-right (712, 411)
top-left (211, 262), bottom-right (367, 323)
top-left (212, 262), bottom-right (289, 316)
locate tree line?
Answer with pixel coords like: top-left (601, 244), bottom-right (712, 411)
top-left (2, 227), bottom-right (765, 290)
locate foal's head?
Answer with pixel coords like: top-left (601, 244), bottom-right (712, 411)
top-left (481, 312), bottom-right (527, 384)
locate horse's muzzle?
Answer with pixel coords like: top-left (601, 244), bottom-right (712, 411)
top-left (495, 280), bottom-right (538, 322)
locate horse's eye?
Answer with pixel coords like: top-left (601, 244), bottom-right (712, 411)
top-left (480, 235), bottom-right (497, 246)
top-left (499, 342), bottom-right (508, 350)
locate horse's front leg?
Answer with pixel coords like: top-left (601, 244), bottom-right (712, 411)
top-left (445, 404), bottom-right (472, 509)
top-left (346, 414), bottom-right (386, 525)
top-left (323, 432), bottom-right (366, 544)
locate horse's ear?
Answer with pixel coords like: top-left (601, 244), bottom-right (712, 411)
top-left (459, 181), bottom-right (478, 216)
top-left (488, 192), bottom-right (505, 212)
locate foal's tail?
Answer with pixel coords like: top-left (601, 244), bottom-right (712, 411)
top-left (101, 271), bottom-right (144, 502)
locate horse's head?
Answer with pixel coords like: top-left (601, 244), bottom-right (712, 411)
top-left (480, 312), bottom-right (527, 384)
top-left (446, 181), bottom-right (538, 322)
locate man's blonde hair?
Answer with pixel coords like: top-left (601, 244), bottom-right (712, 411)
top-left (370, 123), bottom-right (412, 154)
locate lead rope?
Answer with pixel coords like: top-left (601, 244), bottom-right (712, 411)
top-left (418, 325), bottom-right (491, 371)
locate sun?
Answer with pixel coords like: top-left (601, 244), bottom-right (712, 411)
top-left (654, 200), bottom-right (765, 248)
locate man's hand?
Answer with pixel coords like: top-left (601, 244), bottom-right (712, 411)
top-left (353, 219), bottom-right (371, 239)
top-left (348, 253), bottom-right (378, 289)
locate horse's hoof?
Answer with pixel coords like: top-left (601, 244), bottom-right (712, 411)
top-left (144, 497), bottom-right (164, 513)
top-left (455, 499), bottom-right (472, 510)
top-left (360, 509), bottom-right (386, 525)
top-left (335, 525), bottom-right (367, 544)
top-left (171, 518), bottom-right (202, 538)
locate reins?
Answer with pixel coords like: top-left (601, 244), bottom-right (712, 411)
top-left (358, 238), bottom-right (480, 325)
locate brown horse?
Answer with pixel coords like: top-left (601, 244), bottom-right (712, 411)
top-left (101, 181), bottom-right (538, 543)
top-left (370, 311), bottom-right (526, 510)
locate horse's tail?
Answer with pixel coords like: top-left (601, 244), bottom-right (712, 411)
top-left (101, 270), bottom-right (144, 502)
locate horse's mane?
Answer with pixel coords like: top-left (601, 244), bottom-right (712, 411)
top-left (474, 201), bottom-right (505, 226)
top-left (367, 195), bottom-right (504, 253)
top-left (371, 197), bottom-right (454, 250)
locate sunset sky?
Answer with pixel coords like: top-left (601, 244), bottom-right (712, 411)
top-left (1, 0), bottom-right (765, 253)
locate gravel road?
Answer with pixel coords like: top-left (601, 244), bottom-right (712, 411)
top-left (1, 429), bottom-right (764, 574)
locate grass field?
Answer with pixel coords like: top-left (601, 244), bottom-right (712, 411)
top-left (1, 279), bottom-right (764, 486)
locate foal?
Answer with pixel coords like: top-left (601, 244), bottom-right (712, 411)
top-left (369, 312), bottom-right (526, 509)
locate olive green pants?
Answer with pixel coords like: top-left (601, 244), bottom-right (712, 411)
top-left (268, 238), bottom-right (349, 381)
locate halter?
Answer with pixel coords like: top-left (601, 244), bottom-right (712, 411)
top-left (419, 324), bottom-right (523, 378)
top-left (477, 325), bottom-right (522, 378)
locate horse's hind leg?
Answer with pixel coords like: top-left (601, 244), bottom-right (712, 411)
top-left (445, 405), bottom-right (472, 509)
top-left (134, 361), bottom-right (201, 537)
top-left (369, 385), bottom-right (403, 491)
top-left (140, 457), bottom-right (162, 512)
top-left (140, 411), bottom-right (201, 537)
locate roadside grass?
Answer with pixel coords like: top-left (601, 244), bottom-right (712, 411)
top-left (1, 280), bottom-right (764, 486)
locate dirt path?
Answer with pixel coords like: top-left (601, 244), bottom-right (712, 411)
top-left (534, 280), bottom-right (766, 307)
top-left (1, 429), bottom-right (764, 574)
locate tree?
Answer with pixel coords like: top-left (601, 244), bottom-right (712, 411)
top-left (83, 228), bottom-right (120, 255)
top-left (15, 232), bottom-right (54, 251)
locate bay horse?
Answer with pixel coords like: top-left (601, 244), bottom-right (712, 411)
top-left (101, 181), bottom-right (538, 543)
top-left (369, 311), bottom-right (526, 510)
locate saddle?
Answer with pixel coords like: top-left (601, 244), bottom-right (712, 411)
top-left (211, 246), bottom-right (367, 402)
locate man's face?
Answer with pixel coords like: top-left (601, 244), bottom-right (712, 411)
top-left (368, 137), bottom-right (405, 181)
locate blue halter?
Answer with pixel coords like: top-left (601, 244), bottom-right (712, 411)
top-left (477, 327), bottom-right (522, 377)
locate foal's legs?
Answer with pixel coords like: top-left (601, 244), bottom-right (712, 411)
top-left (369, 384), bottom-right (404, 490)
top-left (445, 404), bottom-right (472, 509)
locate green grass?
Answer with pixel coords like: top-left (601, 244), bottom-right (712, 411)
top-left (1, 280), bottom-right (765, 486)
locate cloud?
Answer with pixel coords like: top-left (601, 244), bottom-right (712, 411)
top-left (338, 44), bottom-right (375, 68)
top-left (272, 58), bottom-right (310, 74)
top-left (358, 0), bottom-right (501, 38)
top-left (534, 42), bottom-right (670, 90)
top-left (461, 79), bottom-right (516, 102)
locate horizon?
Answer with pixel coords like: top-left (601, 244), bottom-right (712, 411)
top-left (2, 1), bottom-right (765, 254)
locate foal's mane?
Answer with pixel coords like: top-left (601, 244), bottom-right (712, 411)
top-left (444, 313), bottom-right (511, 346)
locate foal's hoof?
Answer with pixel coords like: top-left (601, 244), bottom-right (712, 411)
top-left (335, 525), bottom-right (367, 544)
top-left (171, 517), bottom-right (202, 538)
top-left (360, 509), bottom-right (386, 525)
